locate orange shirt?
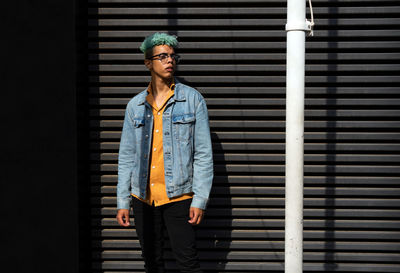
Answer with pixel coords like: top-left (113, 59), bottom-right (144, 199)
top-left (132, 82), bottom-right (193, 206)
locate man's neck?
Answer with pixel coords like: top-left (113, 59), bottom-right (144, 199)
top-left (151, 76), bottom-right (173, 97)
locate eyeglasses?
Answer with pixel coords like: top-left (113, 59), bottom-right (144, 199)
top-left (147, 53), bottom-right (181, 64)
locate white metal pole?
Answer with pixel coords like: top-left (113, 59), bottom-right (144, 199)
top-left (285, 0), bottom-right (309, 272)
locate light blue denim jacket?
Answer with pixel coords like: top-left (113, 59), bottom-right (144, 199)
top-left (117, 80), bottom-right (213, 210)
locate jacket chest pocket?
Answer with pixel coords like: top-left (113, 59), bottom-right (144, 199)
top-left (172, 114), bottom-right (195, 143)
top-left (133, 118), bottom-right (145, 128)
top-left (133, 118), bottom-right (146, 142)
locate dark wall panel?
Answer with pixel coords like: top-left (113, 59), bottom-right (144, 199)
top-left (1, 1), bottom-right (79, 273)
top-left (85, 0), bottom-right (400, 272)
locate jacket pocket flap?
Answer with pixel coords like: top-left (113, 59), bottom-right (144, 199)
top-left (172, 114), bottom-right (195, 124)
top-left (133, 118), bottom-right (145, 127)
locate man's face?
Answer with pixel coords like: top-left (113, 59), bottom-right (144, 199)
top-left (145, 45), bottom-right (176, 80)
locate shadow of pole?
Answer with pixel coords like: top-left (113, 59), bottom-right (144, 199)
top-left (324, 1), bottom-right (338, 270)
top-left (168, 0), bottom-right (178, 37)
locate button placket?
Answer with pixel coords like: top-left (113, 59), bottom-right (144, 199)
top-left (145, 88), bottom-right (177, 206)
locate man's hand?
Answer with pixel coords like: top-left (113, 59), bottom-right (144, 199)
top-left (116, 209), bottom-right (131, 227)
top-left (188, 207), bottom-right (204, 225)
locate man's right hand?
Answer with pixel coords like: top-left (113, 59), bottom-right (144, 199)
top-left (116, 209), bottom-right (131, 227)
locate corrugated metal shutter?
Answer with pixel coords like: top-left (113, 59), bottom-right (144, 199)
top-left (86, 0), bottom-right (400, 272)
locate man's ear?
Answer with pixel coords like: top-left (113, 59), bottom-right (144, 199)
top-left (144, 59), bottom-right (152, 70)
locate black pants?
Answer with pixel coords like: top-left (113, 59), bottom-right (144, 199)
top-left (132, 198), bottom-right (202, 273)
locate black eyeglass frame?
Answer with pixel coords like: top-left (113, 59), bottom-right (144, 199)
top-left (147, 53), bottom-right (181, 63)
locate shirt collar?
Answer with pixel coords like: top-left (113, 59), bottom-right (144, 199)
top-left (137, 78), bottom-right (185, 105)
top-left (146, 81), bottom-right (175, 111)
top-left (146, 80), bottom-right (175, 94)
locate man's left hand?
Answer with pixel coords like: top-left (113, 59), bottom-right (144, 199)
top-left (188, 207), bottom-right (204, 225)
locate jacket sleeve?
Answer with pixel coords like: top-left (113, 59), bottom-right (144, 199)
top-left (117, 105), bottom-right (136, 210)
top-left (190, 98), bottom-right (214, 210)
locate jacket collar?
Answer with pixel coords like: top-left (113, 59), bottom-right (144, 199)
top-left (137, 78), bottom-right (186, 105)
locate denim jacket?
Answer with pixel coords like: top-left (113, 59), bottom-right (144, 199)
top-left (117, 80), bottom-right (213, 210)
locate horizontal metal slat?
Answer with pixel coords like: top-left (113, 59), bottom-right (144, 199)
top-left (97, 207), bottom-right (400, 219)
top-left (89, 64), bottom-right (400, 74)
top-left (91, 33), bottom-right (400, 46)
top-left (97, 261), bottom-right (400, 272)
top-left (209, 110), bottom-right (400, 118)
top-left (89, 29), bottom-right (400, 38)
top-left (96, 218), bottom-right (400, 229)
top-left (88, 7), bottom-right (400, 15)
top-left (92, 131), bottom-right (400, 141)
top-left (96, 229), bottom-right (400, 240)
top-left (98, 185), bottom-right (400, 197)
top-left (97, 239), bottom-right (400, 251)
top-left (91, 75), bottom-right (400, 84)
top-left (94, 142), bottom-right (400, 152)
top-left (94, 163), bottom-right (400, 174)
top-left (90, 98), bottom-right (400, 106)
top-left (90, 18), bottom-right (400, 27)
top-left (92, 174), bottom-right (400, 186)
top-left (93, 152), bottom-right (400, 163)
top-left (93, 120), bottom-right (400, 129)
top-left (91, 64), bottom-right (400, 73)
top-left (214, 143), bottom-right (400, 152)
top-left (216, 154), bottom-right (400, 163)
top-left (90, 52), bottom-right (400, 61)
top-left (210, 121), bottom-right (400, 129)
top-left (210, 98), bottom-right (400, 106)
top-left (98, 197), bottom-right (400, 208)
top-left (303, 263), bottom-right (400, 272)
top-left (97, 250), bottom-right (400, 263)
top-left (90, 86), bottom-right (400, 95)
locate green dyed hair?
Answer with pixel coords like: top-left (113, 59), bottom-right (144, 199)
top-left (140, 32), bottom-right (178, 57)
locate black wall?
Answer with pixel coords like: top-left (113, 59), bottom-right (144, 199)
top-left (1, 1), bottom-right (79, 272)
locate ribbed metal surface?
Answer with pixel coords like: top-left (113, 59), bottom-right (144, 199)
top-left (87, 0), bottom-right (400, 272)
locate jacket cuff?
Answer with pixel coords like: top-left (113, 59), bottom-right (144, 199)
top-left (190, 195), bottom-right (208, 210)
top-left (117, 197), bottom-right (131, 210)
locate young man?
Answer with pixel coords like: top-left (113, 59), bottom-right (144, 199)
top-left (116, 32), bottom-right (213, 273)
